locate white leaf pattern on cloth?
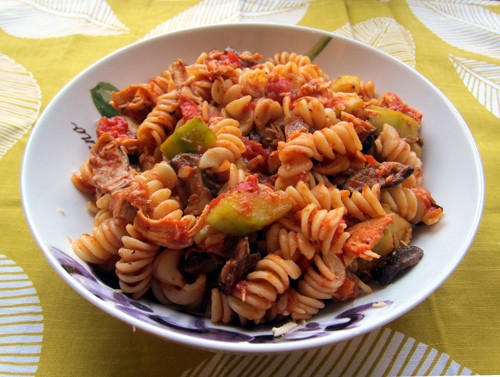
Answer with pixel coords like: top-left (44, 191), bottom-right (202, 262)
top-left (407, 0), bottom-right (500, 60)
top-left (0, 0), bottom-right (129, 38)
top-left (0, 254), bottom-right (43, 377)
top-left (180, 327), bottom-right (475, 377)
top-left (449, 54), bottom-right (500, 118)
top-left (0, 53), bottom-right (41, 159)
top-left (333, 17), bottom-right (416, 68)
top-left (144, 0), bottom-right (309, 39)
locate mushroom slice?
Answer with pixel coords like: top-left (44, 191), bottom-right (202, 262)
top-left (371, 245), bottom-right (424, 286)
top-left (343, 161), bottom-right (413, 192)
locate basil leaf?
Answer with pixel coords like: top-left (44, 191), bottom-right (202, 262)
top-left (91, 82), bottom-right (120, 118)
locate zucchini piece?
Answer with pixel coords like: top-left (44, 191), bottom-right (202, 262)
top-left (160, 117), bottom-right (216, 159)
top-left (372, 228), bottom-right (394, 258)
top-left (331, 75), bottom-right (361, 93)
top-left (207, 184), bottom-right (293, 237)
top-left (368, 105), bottom-right (420, 143)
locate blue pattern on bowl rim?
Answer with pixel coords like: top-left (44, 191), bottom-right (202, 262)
top-left (51, 245), bottom-right (393, 343)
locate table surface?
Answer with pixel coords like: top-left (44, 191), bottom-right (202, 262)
top-left (1, 1), bottom-right (499, 376)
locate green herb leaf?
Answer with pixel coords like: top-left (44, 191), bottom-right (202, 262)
top-left (91, 82), bottom-right (120, 118)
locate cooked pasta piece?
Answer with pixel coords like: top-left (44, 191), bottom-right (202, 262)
top-left (276, 288), bottom-right (325, 321)
top-left (271, 51), bottom-right (311, 66)
top-left (210, 288), bottom-right (235, 324)
top-left (253, 97), bottom-right (283, 129)
top-left (375, 123), bottom-right (423, 184)
top-left (153, 249), bottom-right (207, 310)
top-left (298, 253), bottom-right (346, 300)
top-left (265, 222), bottom-right (317, 261)
top-left (292, 96), bottom-right (329, 130)
top-left (199, 118), bottom-right (246, 172)
top-left (277, 121), bottom-right (365, 185)
top-left (72, 217), bottom-right (128, 265)
top-left (297, 204), bottom-right (349, 255)
top-left (228, 254), bottom-right (301, 324)
top-left (227, 163), bottom-right (249, 189)
top-left (381, 185), bottom-right (443, 225)
top-left (71, 160), bottom-right (96, 194)
top-left (93, 194), bottom-right (113, 225)
top-left (342, 184), bottom-right (387, 221)
top-left (150, 69), bottom-right (175, 96)
top-left (115, 224), bottom-right (160, 299)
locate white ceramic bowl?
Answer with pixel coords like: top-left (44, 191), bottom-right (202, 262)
top-left (21, 23), bottom-right (484, 353)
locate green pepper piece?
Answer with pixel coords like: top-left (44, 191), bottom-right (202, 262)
top-left (331, 75), bottom-right (361, 93)
top-left (206, 186), bottom-right (293, 237)
top-left (160, 117), bottom-right (216, 159)
top-left (367, 105), bottom-right (420, 143)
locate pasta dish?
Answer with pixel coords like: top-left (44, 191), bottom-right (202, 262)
top-left (71, 49), bottom-right (443, 327)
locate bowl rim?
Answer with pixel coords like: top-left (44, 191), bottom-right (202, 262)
top-left (20, 22), bottom-right (485, 354)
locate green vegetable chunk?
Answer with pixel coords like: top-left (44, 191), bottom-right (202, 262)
top-left (160, 117), bottom-right (216, 159)
top-left (372, 214), bottom-right (412, 258)
top-left (331, 75), bottom-right (361, 93)
top-left (367, 105), bottom-right (420, 143)
top-left (207, 180), bottom-right (293, 237)
top-left (332, 92), bottom-right (364, 116)
top-left (372, 228), bottom-right (394, 258)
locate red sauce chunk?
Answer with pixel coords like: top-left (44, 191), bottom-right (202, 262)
top-left (96, 116), bottom-right (130, 139)
top-left (242, 137), bottom-right (269, 172)
top-left (220, 51), bottom-right (241, 67)
top-left (205, 50), bottom-right (244, 69)
top-left (179, 95), bottom-right (202, 122)
top-left (265, 78), bottom-right (296, 103)
top-left (379, 92), bottom-right (423, 123)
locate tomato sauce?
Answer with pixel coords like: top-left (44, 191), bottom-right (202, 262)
top-left (179, 95), bottom-right (202, 122)
top-left (265, 78), bottom-right (296, 103)
top-left (96, 116), bottom-right (130, 139)
top-left (379, 92), bottom-right (423, 122)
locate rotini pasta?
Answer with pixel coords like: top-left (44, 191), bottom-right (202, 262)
top-left (375, 123), bottom-right (423, 184)
top-left (265, 222), bottom-right (317, 261)
top-left (297, 204), bottom-right (349, 255)
top-left (115, 224), bottom-right (160, 299)
top-left (276, 288), bottom-right (325, 321)
top-left (381, 185), bottom-right (443, 225)
top-left (227, 254), bottom-right (301, 324)
top-left (298, 253), bottom-right (346, 301)
top-left (71, 160), bottom-right (95, 194)
top-left (72, 217), bottom-right (128, 265)
top-left (71, 48), bottom-right (443, 331)
top-left (199, 117), bottom-right (246, 172)
top-left (153, 249), bottom-right (207, 309)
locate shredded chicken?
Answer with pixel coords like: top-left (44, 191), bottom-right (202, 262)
top-left (89, 134), bottom-right (132, 193)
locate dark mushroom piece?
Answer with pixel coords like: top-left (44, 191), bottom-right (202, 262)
top-left (371, 245), bottom-right (424, 286)
top-left (181, 250), bottom-right (225, 277)
top-left (219, 238), bottom-right (261, 294)
top-left (343, 161), bottom-right (414, 192)
top-left (169, 153), bottom-right (213, 216)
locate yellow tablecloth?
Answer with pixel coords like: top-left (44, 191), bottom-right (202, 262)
top-left (1, 1), bottom-right (499, 376)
